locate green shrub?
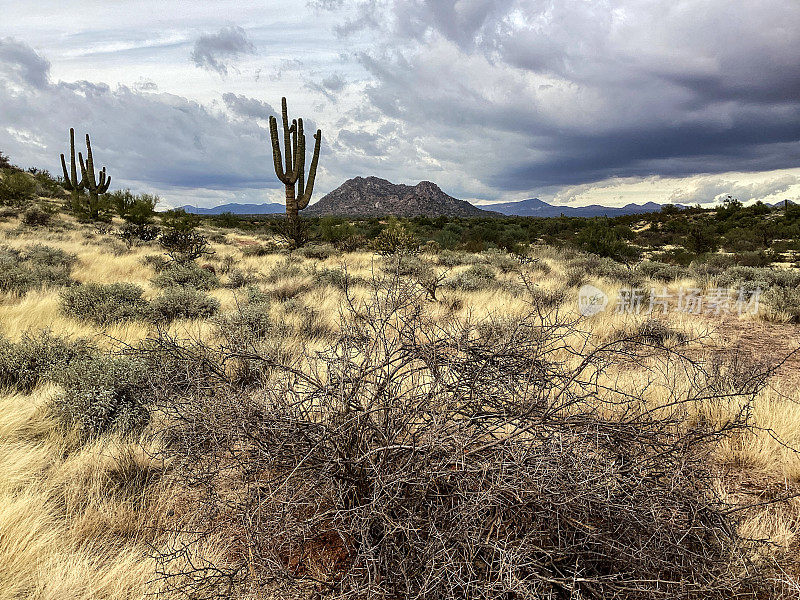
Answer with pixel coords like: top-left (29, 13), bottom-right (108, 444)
top-left (0, 245), bottom-right (76, 295)
top-left (761, 286), bottom-right (800, 322)
top-left (438, 250), bottom-right (481, 267)
top-left (636, 261), bottom-right (686, 282)
top-left (296, 244), bottom-right (337, 261)
top-left (22, 204), bottom-right (52, 226)
top-left (214, 302), bottom-right (276, 341)
top-left (60, 282), bottom-right (149, 325)
top-left (263, 258), bottom-right (304, 283)
top-left (151, 262), bottom-right (219, 290)
top-left (52, 355), bottom-right (149, 438)
top-left (372, 223), bottom-right (418, 255)
top-left (446, 264), bottom-right (497, 291)
top-left (224, 268), bottom-right (260, 289)
top-left (149, 287), bottom-right (220, 324)
top-left (312, 267), bottom-right (351, 290)
top-left (0, 330), bottom-right (93, 393)
top-left (481, 249), bottom-right (519, 273)
top-left (241, 242), bottom-right (280, 257)
top-left (0, 172), bottom-right (36, 206)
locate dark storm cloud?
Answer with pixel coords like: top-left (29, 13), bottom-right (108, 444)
top-left (191, 26), bottom-right (256, 76)
top-left (0, 39), bottom-right (278, 194)
top-left (0, 37), bottom-right (51, 89)
top-left (325, 0), bottom-right (800, 192)
top-left (222, 93), bottom-right (276, 120)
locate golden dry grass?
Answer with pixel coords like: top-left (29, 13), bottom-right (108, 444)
top-left (1, 214), bottom-right (799, 596)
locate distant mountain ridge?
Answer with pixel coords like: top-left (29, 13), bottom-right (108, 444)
top-left (178, 178), bottom-right (681, 218)
top-left (306, 176), bottom-right (495, 217)
top-left (485, 197), bottom-right (667, 217)
top-left (178, 202), bottom-right (284, 215)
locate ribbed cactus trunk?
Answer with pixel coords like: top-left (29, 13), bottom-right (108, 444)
top-left (60, 128), bottom-right (85, 211)
top-left (268, 97), bottom-right (321, 228)
top-left (79, 134), bottom-right (111, 219)
top-left (61, 129), bottom-right (111, 220)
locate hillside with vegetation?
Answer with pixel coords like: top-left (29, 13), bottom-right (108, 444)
top-left (2, 150), bottom-right (800, 598)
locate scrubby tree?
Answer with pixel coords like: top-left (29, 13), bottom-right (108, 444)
top-left (158, 209), bottom-right (210, 262)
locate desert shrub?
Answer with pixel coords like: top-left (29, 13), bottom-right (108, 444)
top-left (119, 223), bottom-right (160, 247)
top-left (263, 258), bottom-right (304, 284)
top-left (337, 233), bottom-right (368, 252)
top-left (0, 172), bottom-right (36, 206)
top-left (241, 242), bottom-right (280, 257)
top-left (159, 228), bottom-right (211, 262)
top-left (214, 302), bottom-right (274, 341)
top-left (151, 262), bottom-right (219, 290)
top-left (437, 249), bottom-right (479, 267)
top-left (445, 264), bottom-right (497, 291)
top-left (21, 204), bottom-right (51, 226)
top-left (224, 267), bottom-right (259, 289)
top-left (616, 318), bottom-right (688, 346)
top-left (481, 248), bottom-right (519, 273)
top-left (372, 222), bottom-right (419, 255)
top-left (528, 286), bottom-right (566, 309)
top-left (0, 244), bottom-right (76, 295)
top-left (149, 287), bottom-right (220, 324)
top-left (312, 267), bottom-right (350, 290)
top-left (52, 355), bottom-right (149, 438)
top-left (714, 266), bottom-right (800, 294)
top-left (296, 243), bottom-right (337, 261)
top-left (569, 254), bottom-right (643, 287)
top-left (60, 282), bottom-right (149, 325)
top-left (0, 330), bottom-right (93, 393)
top-left (109, 189), bottom-right (158, 224)
top-left (422, 239), bottom-right (441, 254)
top-left (636, 260), bottom-right (686, 282)
top-left (141, 253), bottom-right (169, 273)
top-left (761, 286), bottom-right (800, 323)
top-left (267, 280), bottom-right (310, 302)
top-left (738, 250), bottom-right (774, 267)
top-left (152, 279), bottom-right (782, 599)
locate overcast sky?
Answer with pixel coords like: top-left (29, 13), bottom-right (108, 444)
top-left (1, 0), bottom-right (799, 208)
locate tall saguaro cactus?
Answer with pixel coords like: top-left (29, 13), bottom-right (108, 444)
top-left (269, 97), bottom-right (321, 221)
top-left (60, 128), bottom-right (85, 210)
top-left (60, 129), bottom-right (111, 219)
top-left (78, 133), bottom-right (111, 217)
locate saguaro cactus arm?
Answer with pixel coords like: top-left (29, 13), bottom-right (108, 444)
top-left (297, 130), bottom-right (321, 210)
top-left (60, 128), bottom-right (85, 191)
top-left (78, 134), bottom-right (111, 194)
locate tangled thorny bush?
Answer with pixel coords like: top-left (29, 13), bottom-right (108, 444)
top-left (147, 274), bottom-right (791, 599)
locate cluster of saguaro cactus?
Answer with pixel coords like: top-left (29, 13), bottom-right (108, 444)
top-left (60, 128), bottom-right (111, 219)
top-left (269, 97), bottom-right (321, 221)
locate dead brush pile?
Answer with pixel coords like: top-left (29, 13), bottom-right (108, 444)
top-left (144, 274), bottom-right (792, 599)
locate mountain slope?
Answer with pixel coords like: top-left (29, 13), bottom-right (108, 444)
top-left (306, 177), bottom-right (495, 217)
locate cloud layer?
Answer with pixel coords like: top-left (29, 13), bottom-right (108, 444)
top-left (191, 26), bottom-right (255, 76)
top-left (1, 0), bottom-right (799, 208)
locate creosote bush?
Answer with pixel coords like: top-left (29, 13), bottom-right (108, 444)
top-left (0, 244), bottom-right (77, 295)
top-left (0, 330), bottom-right (93, 393)
top-left (60, 282), bottom-right (149, 325)
top-left (151, 262), bottom-right (219, 290)
top-left (149, 286), bottom-right (220, 324)
top-left (149, 275), bottom-right (787, 599)
top-left (53, 355), bottom-right (149, 438)
top-left (445, 263), bottom-right (497, 291)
